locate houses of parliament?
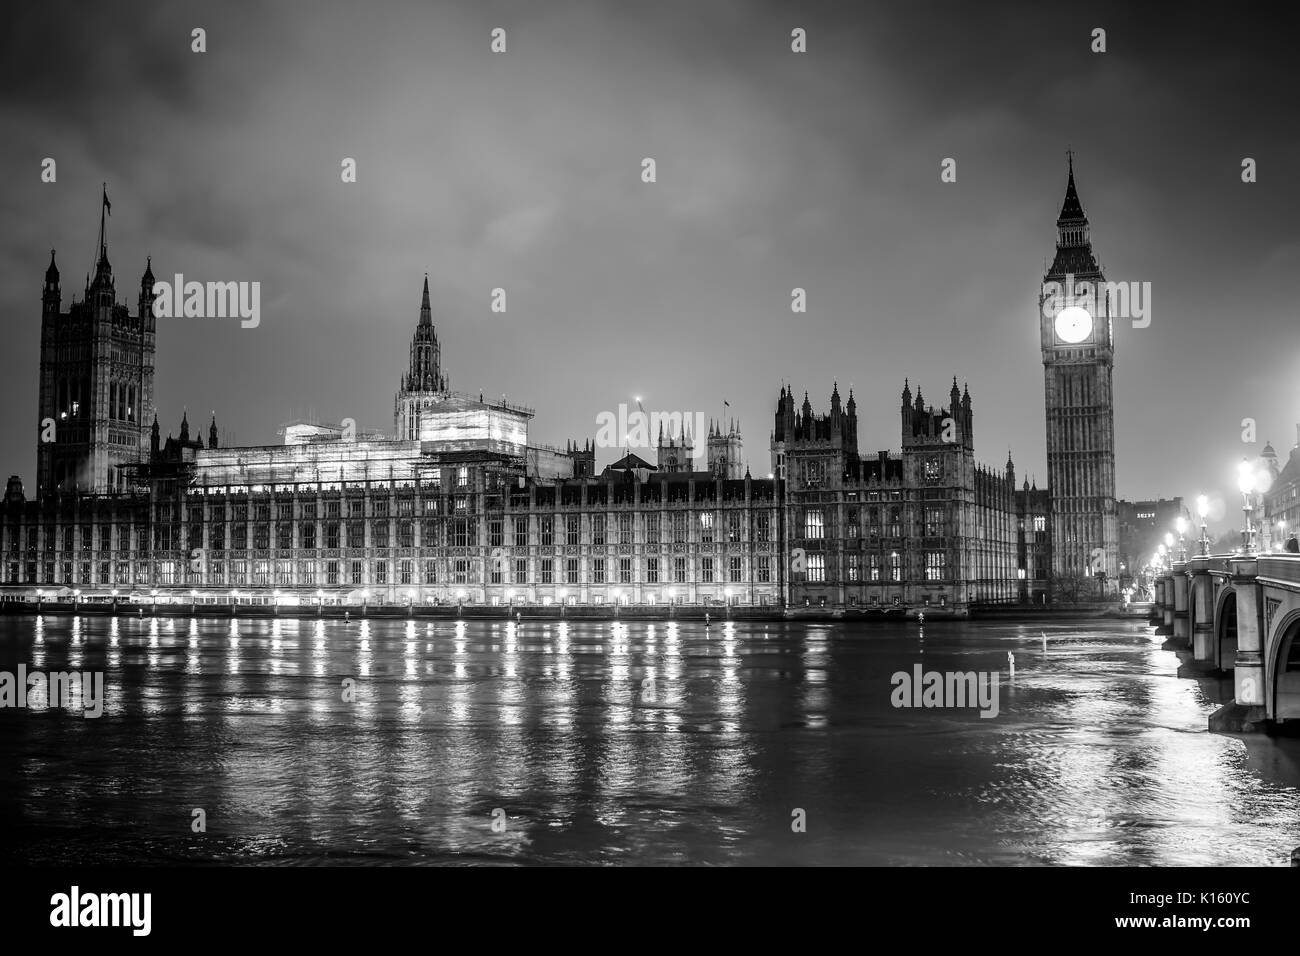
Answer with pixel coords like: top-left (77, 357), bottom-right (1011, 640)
top-left (0, 162), bottom-right (1121, 613)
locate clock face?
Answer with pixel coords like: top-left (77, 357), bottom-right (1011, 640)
top-left (1054, 305), bottom-right (1092, 344)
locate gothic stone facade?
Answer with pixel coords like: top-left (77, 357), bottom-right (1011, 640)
top-left (773, 380), bottom-right (1037, 610)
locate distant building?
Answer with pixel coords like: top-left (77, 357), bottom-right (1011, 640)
top-left (1118, 498), bottom-right (1187, 578)
top-left (1261, 430), bottom-right (1300, 551)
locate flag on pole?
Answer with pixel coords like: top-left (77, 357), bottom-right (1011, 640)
top-left (723, 400), bottom-right (730, 408)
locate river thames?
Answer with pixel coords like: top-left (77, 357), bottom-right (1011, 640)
top-left (1, 614), bottom-right (1297, 866)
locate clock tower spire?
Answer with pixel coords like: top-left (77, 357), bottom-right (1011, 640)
top-left (1039, 155), bottom-right (1119, 593)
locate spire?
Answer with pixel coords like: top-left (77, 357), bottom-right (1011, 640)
top-left (45, 249), bottom-right (59, 284)
top-left (419, 273), bottom-right (432, 326)
top-left (209, 412), bottom-right (219, 450)
top-left (1058, 151), bottom-right (1086, 224)
top-left (98, 183), bottom-right (109, 262)
top-left (142, 256), bottom-right (154, 284)
top-left (180, 410), bottom-right (190, 442)
top-left (1049, 154), bottom-right (1097, 277)
top-left (901, 378), bottom-right (911, 405)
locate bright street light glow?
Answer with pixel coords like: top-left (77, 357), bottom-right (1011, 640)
top-left (1238, 459), bottom-right (1255, 494)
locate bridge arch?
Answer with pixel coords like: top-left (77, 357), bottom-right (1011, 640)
top-left (1214, 587), bottom-right (1237, 672)
top-left (1270, 610), bottom-right (1300, 723)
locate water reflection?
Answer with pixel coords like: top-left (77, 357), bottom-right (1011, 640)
top-left (0, 615), bottom-right (1296, 866)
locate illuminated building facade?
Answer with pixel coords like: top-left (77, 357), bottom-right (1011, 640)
top-left (4, 240), bottom-right (781, 607)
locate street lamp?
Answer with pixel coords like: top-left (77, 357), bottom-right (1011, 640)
top-left (1237, 459), bottom-right (1257, 554)
top-left (1175, 516), bottom-right (1188, 563)
top-left (1276, 518), bottom-right (1287, 553)
top-left (1197, 495), bottom-right (1210, 556)
top-left (1157, 543), bottom-right (1168, 571)
top-left (1163, 532), bottom-right (1175, 568)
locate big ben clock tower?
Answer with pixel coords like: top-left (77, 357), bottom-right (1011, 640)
top-left (1039, 155), bottom-right (1119, 592)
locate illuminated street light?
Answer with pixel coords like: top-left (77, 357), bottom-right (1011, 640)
top-left (1157, 543), bottom-right (1168, 572)
top-left (1276, 518), bottom-right (1287, 553)
top-left (1175, 516), bottom-right (1188, 562)
top-left (1238, 459), bottom-right (1257, 554)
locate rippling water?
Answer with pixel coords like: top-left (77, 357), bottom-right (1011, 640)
top-left (1, 613), bottom-right (1297, 866)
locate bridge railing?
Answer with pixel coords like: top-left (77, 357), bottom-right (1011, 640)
top-left (1256, 554), bottom-right (1300, 586)
top-left (1196, 554), bottom-right (1235, 576)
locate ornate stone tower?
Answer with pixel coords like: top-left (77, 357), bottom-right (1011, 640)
top-left (37, 190), bottom-right (156, 496)
top-left (900, 377), bottom-right (974, 487)
top-left (1039, 156), bottom-right (1118, 588)
top-left (394, 274), bottom-right (449, 440)
top-left (656, 418), bottom-right (696, 473)
top-left (707, 418), bottom-right (745, 479)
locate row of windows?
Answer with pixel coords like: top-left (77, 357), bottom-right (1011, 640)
top-left (800, 507), bottom-right (1041, 537)
top-left (8, 554), bottom-right (774, 588)
top-left (4, 511), bottom-right (775, 552)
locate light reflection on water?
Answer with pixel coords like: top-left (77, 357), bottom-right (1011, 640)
top-left (0, 615), bottom-right (1297, 866)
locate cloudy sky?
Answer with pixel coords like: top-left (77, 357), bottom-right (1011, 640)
top-left (1, 0), bottom-right (1296, 530)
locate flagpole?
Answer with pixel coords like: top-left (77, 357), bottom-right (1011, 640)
top-left (98, 183), bottom-right (107, 261)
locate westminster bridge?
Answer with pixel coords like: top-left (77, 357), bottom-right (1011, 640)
top-left (1154, 553), bottom-right (1300, 731)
